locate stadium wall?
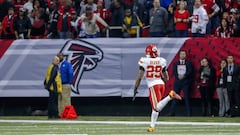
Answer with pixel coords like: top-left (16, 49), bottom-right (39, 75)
top-left (0, 38), bottom-right (239, 116)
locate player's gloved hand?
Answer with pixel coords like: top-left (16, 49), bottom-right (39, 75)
top-left (132, 87), bottom-right (138, 101)
top-left (134, 87), bottom-right (138, 96)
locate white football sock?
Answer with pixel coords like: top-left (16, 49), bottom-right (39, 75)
top-left (150, 110), bottom-right (159, 127)
top-left (156, 95), bottom-right (171, 112)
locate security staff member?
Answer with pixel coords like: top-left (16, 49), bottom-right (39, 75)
top-left (57, 53), bottom-right (73, 116)
top-left (44, 56), bottom-right (62, 119)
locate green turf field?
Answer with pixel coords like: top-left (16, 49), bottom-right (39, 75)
top-left (0, 116), bottom-right (240, 135)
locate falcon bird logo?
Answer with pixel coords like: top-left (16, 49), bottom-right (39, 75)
top-left (60, 40), bottom-right (103, 94)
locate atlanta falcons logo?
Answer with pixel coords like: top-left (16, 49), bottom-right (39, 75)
top-left (60, 39), bottom-right (103, 94)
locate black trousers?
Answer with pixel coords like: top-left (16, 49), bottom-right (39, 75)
top-left (48, 90), bottom-right (59, 118)
top-left (227, 84), bottom-right (240, 108)
top-left (169, 81), bottom-right (191, 116)
top-left (199, 86), bottom-right (214, 116)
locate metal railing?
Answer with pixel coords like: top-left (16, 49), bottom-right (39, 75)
top-left (106, 26), bottom-right (140, 38)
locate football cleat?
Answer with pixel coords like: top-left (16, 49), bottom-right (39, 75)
top-left (169, 90), bottom-right (182, 100)
top-left (147, 127), bottom-right (155, 132)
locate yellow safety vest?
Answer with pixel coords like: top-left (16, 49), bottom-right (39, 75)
top-left (124, 16), bottom-right (143, 35)
top-left (45, 64), bottom-right (62, 93)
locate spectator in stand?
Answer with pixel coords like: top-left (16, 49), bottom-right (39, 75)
top-left (45, 0), bottom-right (52, 15)
top-left (30, 0), bottom-right (42, 23)
top-left (23, 0), bottom-right (34, 18)
top-left (36, 0), bottom-right (48, 9)
top-left (216, 59), bottom-right (230, 117)
top-left (79, 6), bottom-right (109, 38)
top-left (109, 0), bottom-right (125, 37)
top-left (166, 3), bottom-right (175, 37)
top-left (191, 0), bottom-right (208, 37)
top-left (14, 0), bottom-right (25, 13)
top-left (233, 0), bottom-right (240, 9)
top-left (149, 0), bottom-right (168, 37)
top-left (72, 0), bottom-right (81, 15)
top-left (220, 0), bottom-right (232, 13)
top-left (33, 0), bottom-right (41, 10)
top-left (131, 0), bottom-right (145, 22)
top-left (144, 0), bottom-right (153, 11)
top-left (222, 11), bottom-right (229, 20)
top-left (197, 57), bottom-right (216, 116)
top-left (122, 7), bottom-right (143, 37)
top-left (186, 0), bottom-right (194, 15)
top-left (1, 7), bottom-right (16, 39)
top-left (80, 0), bottom-right (97, 15)
top-left (47, 0), bottom-right (59, 39)
top-left (214, 0), bottom-right (222, 12)
top-left (201, 0), bottom-right (220, 35)
top-left (174, 0), bottom-right (194, 15)
top-left (231, 8), bottom-right (240, 37)
top-left (0, 0), bottom-right (14, 22)
top-left (13, 7), bottom-right (32, 39)
top-left (143, 0), bottom-right (153, 26)
top-left (57, 0), bottom-right (74, 39)
top-left (94, 0), bottom-right (111, 37)
top-left (215, 18), bottom-right (233, 38)
top-left (222, 11), bottom-right (233, 28)
top-left (70, 10), bottom-right (81, 38)
top-left (77, 19), bottom-right (87, 38)
top-left (174, 0), bottom-right (190, 37)
top-left (30, 0), bottom-right (46, 38)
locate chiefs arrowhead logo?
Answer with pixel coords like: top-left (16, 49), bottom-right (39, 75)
top-left (60, 39), bottom-right (103, 94)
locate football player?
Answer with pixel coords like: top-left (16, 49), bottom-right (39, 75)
top-left (134, 44), bottom-right (182, 132)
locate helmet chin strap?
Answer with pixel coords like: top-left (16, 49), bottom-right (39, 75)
top-left (157, 50), bottom-right (160, 57)
top-left (153, 54), bottom-right (158, 58)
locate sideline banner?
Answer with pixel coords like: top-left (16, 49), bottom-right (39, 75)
top-left (0, 38), bottom-right (187, 97)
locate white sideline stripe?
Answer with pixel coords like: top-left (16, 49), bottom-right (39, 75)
top-left (0, 120), bottom-right (240, 126)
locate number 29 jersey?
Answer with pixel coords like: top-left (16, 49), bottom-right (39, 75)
top-left (138, 57), bottom-right (167, 87)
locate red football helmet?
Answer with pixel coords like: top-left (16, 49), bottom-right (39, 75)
top-left (145, 44), bottom-right (159, 58)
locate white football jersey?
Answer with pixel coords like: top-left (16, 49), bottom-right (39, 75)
top-left (138, 57), bottom-right (167, 87)
top-left (191, 6), bottom-right (209, 34)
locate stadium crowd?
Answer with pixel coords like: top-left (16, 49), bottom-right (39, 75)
top-left (0, 0), bottom-right (240, 39)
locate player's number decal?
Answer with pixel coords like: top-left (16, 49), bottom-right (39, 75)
top-left (146, 65), bottom-right (162, 78)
